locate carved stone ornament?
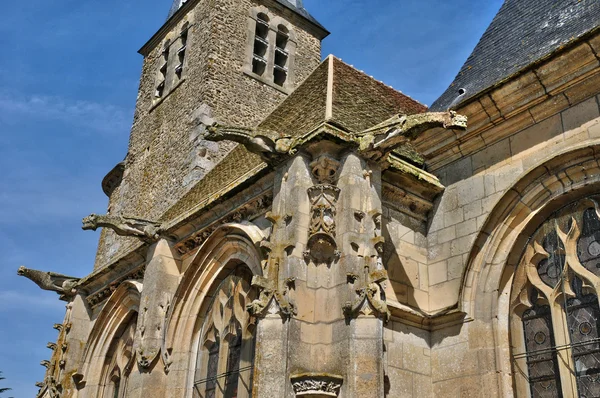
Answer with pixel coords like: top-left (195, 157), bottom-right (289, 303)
top-left (17, 266), bottom-right (79, 301)
top-left (343, 212), bottom-right (390, 322)
top-left (175, 192), bottom-right (272, 255)
top-left (358, 111), bottom-right (467, 160)
top-left (290, 373), bottom-right (343, 397)
top-left (205, 124), bottom-right (297, 162)
top-left (81, 213), bottom-right (163, 243)
top-left (44, 375), bottom-right (61, 398)
top-left (310, 154), bottom-right (340, 184)
top-left (86, 265), bottom-right (145, 307)
top-left (304, 185), bottom-right (341, 266)
top-left (247, 212), bottom-right (297, 318)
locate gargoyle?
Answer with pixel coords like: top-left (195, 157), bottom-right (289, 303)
top-left (82, 213), bottom-right (162, 243)
top-left (205, 124), bottom-right (296, 162)
top-left (358, 111), bottom-right (467, 160)
top-left (18, 266), bottom-right (79, 301)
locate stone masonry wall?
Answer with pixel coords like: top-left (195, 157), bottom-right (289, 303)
top-left (381, 100), bottom-right (600, 397)
top-left (93, 0), bottom-right (322, 269)
top-left (427, 95), bottom-right (600, 312)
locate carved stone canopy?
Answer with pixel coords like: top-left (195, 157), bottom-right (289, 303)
top-left (291, 373), bottom-right (344, 397)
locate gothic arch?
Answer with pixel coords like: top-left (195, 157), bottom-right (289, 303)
top-left (162, 222), bottom-right (265, 393)
top-left (460, 143), bottom-right (600, 395)
top-left (75, 280), bottom-right (142, 396)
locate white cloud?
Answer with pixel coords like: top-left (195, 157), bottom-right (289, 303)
top-left (0, 92), bottom-right (131, 135)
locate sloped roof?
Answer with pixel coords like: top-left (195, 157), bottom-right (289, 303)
top-left (258, 56), bottom-right (427, 137)
top-left (161, 56), bottom-right (426, 222)
top-left (167, 0), bottom-right (327, 32)
top-left (431, 0), bottom-right (600, 111)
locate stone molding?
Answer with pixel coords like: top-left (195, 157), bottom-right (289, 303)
top-left (75, 281), bottom-right (142, 391)
top-left (416, 30), bottom-right (600, 171)
top-left (174, 191), bottom-right (273, 256)
top-left (86, 265), bottom-right (145, 308)
top-left (290, 373), bottom-right (343, 397)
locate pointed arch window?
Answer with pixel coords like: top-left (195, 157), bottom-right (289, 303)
top-left (101, 314), bottom-right (137, 398)
top-left (194, 267), bottom-right (256, 398)
top-left (511, 197), bottom-right (600, 397)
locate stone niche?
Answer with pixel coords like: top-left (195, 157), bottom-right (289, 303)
top-left (290, 373), bottom-right (344, 397)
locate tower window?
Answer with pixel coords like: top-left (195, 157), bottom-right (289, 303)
top-left (246, 10), bottom-right (295, 89)
top-left (176, 23), bottom-right (189, 79)
top-left (155, 40), bottom-right (170, 99)
top-left (273, 25), bottom-right (289, 86)
top-left (252, 13), bottom-right (269, 76)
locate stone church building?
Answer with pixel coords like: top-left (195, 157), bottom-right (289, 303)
top-left (19, 0), bottom-right (600, 396)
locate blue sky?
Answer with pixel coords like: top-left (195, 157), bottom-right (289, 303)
top-left (0, 0), bottom-right (502, 395)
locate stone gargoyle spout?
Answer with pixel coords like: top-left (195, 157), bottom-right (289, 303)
top-left (358, 111), bottom-right (467, 159)
top-left (17, 266), bottom-right (79, 301)
top-left (82, 213), bottom-right (162, 243)
top-left (205, 124), bottom-right (295, 162)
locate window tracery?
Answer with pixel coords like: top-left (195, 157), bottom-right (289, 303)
top-left (194, 268), bottom-right (256, 398)
top-left (101, 314), bottom-right (137, 398)
top-left (511, 197), bottom-right (600, 397)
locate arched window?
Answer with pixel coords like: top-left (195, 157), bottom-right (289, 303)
top-left (511, 197), bottom-right (600, 397)
top-left (101, 314), bottom-right (137, 398)
top-left (194, 267), bottom-right (256, 398)
top-left (273, 25), bottom-right (289, 86)
top-left (252, 13), bottom-right (269, 76)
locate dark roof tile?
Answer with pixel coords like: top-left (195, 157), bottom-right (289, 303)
top-left (162, 56), bottom-right (426, 222)
top-left (431, 0), bottom-right (600, 111)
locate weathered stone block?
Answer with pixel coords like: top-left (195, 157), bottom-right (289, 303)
top-left (562, 97), bottom-right (600, 132)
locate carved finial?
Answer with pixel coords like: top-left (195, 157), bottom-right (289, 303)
top-left (47, 342), bottom-right (57, 351)
top-left (40, 360), bottom-right (51, 368)
top-left (17, 266), bottom-right (79, 300)
top-left (82, 213), bottom-right (162, 243)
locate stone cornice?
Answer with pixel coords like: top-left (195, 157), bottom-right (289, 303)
top-left (417, 28), bottom-right (600, 171)
top-left (387, 300), bottom-right (472, 331)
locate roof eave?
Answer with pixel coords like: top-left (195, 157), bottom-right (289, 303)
top-left (450, 25), bottom-right (600, 112)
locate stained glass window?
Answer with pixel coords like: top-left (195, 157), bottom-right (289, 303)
top-left (194, 267), bottom-right (256, 398)
top-left (511, 197), bottom-right (600, 397)
top-left (522, 295), bottom-right (561, 397)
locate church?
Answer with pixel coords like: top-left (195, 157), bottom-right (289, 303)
top-left (19, 0), bottom-right (600, 396)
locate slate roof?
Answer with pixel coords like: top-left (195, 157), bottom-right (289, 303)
top-left (167, 0), bottom-right (327, 32)
top-left (161, 56), bottom-right (426, 222)
top-left (430, 0), bottom-right (600, 111)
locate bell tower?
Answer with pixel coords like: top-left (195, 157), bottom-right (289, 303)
top-left (95, 0), bottom-right (328, 268)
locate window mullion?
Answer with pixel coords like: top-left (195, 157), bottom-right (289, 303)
top-left (265, 26), bottom-right (277, 82)
top-left (551, 294), bottom-right (580, 397)
top-left (214, 337), bottom-right (231, 398)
